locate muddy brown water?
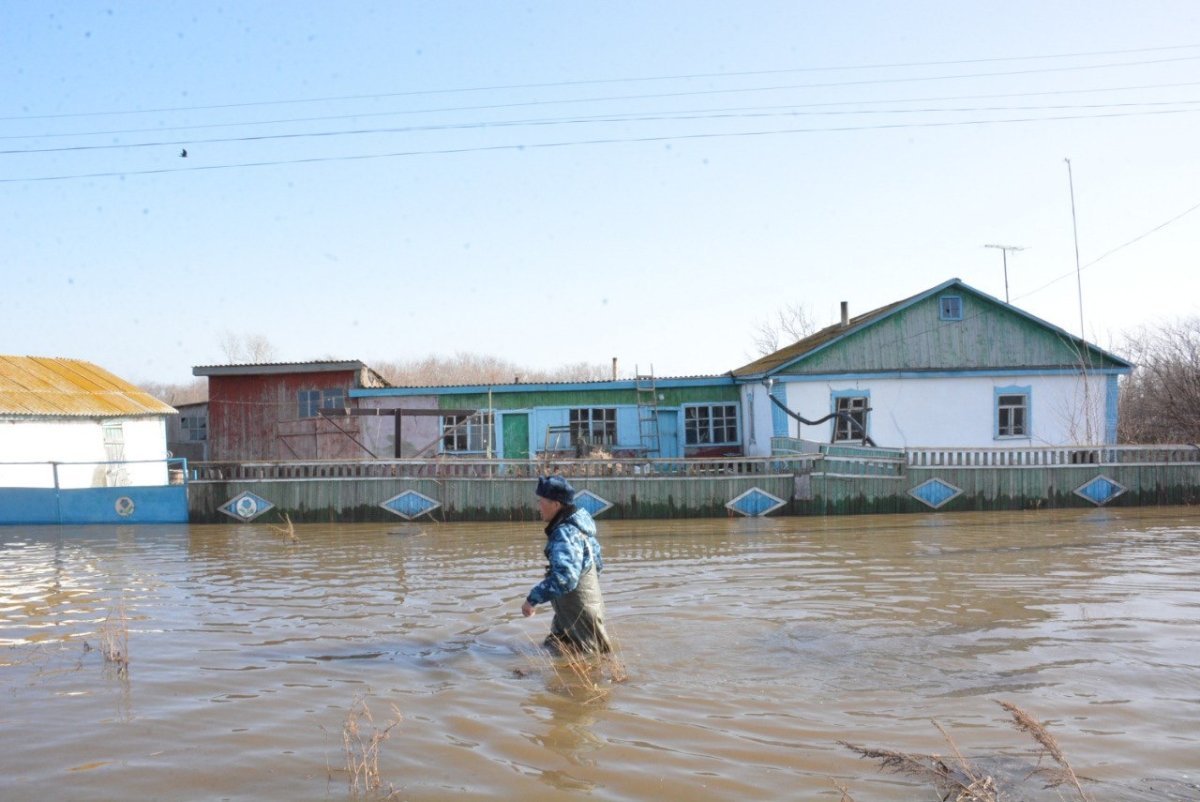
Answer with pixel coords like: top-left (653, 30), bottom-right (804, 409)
top-left (2, 507), bottom-right (1198, 801)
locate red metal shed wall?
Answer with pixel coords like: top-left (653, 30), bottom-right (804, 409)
top-left (207, 371), bottom-right (363, 461)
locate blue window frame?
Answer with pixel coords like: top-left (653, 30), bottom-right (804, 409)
top-left (298, 388), bottom-right (345, 418)
top-left (298, 390), bottom-right (320, 418)
top-left (939, 295), bottom-right (963, 320)
top-left (684, 403), bottom-right (740, 446)
top-left (995, 386), bottom-right (1031, 438)
top-left (569, 407), bottom-right (617, 446)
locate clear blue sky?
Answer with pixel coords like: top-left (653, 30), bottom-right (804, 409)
top-left (3, 2), bottom-right (1198, 385)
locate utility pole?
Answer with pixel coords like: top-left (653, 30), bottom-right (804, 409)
top-left (1065, 157), bottom-right (1093, 443)
top-left (984, 243), bottom-right (1026, 303)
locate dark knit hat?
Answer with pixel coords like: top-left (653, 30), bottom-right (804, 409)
top-left (536, 475), bottom-right (575, 504)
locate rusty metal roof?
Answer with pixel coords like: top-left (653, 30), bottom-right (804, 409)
top-left (0, 356), bottom-right (176, 417)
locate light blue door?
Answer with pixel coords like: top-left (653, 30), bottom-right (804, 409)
top-left (656, 410), bottom-right (680, 458)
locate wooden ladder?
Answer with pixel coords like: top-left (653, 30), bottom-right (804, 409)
top-left (635, 365), bottom-right (660, 457)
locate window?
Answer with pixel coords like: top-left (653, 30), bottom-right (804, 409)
top-left (181, 415), bottom-right (207, 441)
top-left (685, 404), bottom-right (739, 446)
top-left (833, 395), bottom-right (869, 442)
top-left (996, 390), bottom-right (1030, 438)
top-left (939, 295), bottom-right (963, 320)
top-left (298, 388), bottom-right (345, 418)
top-left (321, 388), bottom-right (344, 411)
top-left (569, 408), bottom-right (616, 446)
top-left (102, 422), bottom-right (128, 486)
top-left (441, 412), bottom-right (494, 453)
top-left (298, 390), bottom-right (320, 418)
top-left (102, 422), bottom-right (125, 461)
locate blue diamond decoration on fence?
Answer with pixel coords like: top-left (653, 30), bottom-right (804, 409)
top-left (1074, 475), bottom-right (1126, 506)
top-left (726, 487), bottom-right (786, 517)
top-left (909, 478), bottom-right (963, 510)
top-left (218, 491), bottom-right (275, 522)
top-left (381, 490), bottom-right (441, 520)
top-left (573, 490), bottom-right (613, 517)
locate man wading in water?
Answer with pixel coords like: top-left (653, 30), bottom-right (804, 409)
top-left (521, 475), bottom-right (612, 654)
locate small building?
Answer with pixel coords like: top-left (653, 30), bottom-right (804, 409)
top-left (354, 374), bottom-right (744, 460)
top-left (192, 361), bottom-right (390, 461)
top-left (734, 278), bottom-right (1134, 453)
top-left (166, 401), bottom-right (209, 463)
top-left (0, 355), bottom-right (184, 524)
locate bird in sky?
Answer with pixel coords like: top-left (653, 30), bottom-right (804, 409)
top-left (179, 148), bottom-right (188, 158)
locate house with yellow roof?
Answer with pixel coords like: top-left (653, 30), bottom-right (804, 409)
top-left (0, 356), bottom-right (186, 524)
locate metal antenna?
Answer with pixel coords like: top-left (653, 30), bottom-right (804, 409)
top-left (984, 243), bottom-right (1026, 303)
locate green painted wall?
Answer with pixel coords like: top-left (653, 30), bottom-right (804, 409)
top-left (439, 384), bottom-right (739, 410)
top-left (780, 290), bottom-right (1127, 375)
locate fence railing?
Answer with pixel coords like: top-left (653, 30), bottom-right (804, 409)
top-left (0, 458), bottom-right (188, 489)
top-left (906, 444), bottom-right (1200, 467)
top-left (186, 443), bottom-right (1200, 484)
top-left (189, 454), bottom-right (822, 482)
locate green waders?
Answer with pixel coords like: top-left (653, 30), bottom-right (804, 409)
top-left (545, 563), bottom-right (611, 655)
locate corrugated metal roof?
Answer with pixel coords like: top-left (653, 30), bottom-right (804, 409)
top-left (0, 356), bottom-right (176, 417)
top-left (192, 360), bottom-right (367, 376)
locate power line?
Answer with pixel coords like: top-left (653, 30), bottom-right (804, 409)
top-left (5, 97), bottom-right (1200, 157)
top-left (7, 79), bottom-right (1200, 144)
top-left (4, 50), bottom-right (1199, 123)
top-left (3, 106), bottom-right (1197, 184)
top-left (1013, 197), bottom-right (1200, 302)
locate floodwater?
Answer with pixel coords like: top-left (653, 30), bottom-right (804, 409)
top-left (2, 508), bottom-right (1198, 801)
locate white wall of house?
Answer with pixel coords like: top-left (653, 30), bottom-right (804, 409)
top-left (0, 417), bottom-right (169, 488)
top-left (743, 372), bottom-right (1114, 453)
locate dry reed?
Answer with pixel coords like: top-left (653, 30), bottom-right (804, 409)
top-left (522, 632), bottom-right (627, 704)
top-left (997, 700), bottom-right (1090, 800)
top-left (269, 512), bottom-right (299, 544)
top-left (98, 599), bottom-right (129, 673)
top-left (334, 692), bottom-right (403, 799)
top-left (840, 700), bottom-right (1092, 802)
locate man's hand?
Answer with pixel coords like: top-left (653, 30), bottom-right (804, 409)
top-left (521, 600), bottom-right (535, 617)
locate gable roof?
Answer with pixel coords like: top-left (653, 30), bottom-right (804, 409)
top-left (732, 278), bottom-right (1133, 379)
top-left (0, 356), bottom-right (176, 417)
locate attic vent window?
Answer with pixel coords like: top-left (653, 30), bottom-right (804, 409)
top-left (939, 295), bottom-right (963, 321)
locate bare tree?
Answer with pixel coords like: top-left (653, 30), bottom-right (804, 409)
top-left (373, 353), bottom-right (609, 387)
top-left (1118, 316), bottom-right (1200, 443)
top-left (139, 378), bottom-right (208, 405)
top-left (752, 302), bottom-right (818, 356)
top-left (219, 331), bottom-right (278, 364)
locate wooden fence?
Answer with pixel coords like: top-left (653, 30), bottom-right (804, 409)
top-left (185, 445), bottom-right (1200, 522)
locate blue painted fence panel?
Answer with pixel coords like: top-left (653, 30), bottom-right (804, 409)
top-left (0, 486), bottom-right (188, 525)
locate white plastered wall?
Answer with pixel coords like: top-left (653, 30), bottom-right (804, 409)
top-left (745, 373), bottom-right (1112, 451)
top-left (0, 417), bottom-right (169, 487)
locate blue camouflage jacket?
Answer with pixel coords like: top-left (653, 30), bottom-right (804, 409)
top-left (526, 506), bottom-right (604, 606)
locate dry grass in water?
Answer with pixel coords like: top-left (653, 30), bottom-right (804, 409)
top-left (520, 633), bottom-right (627, 704)
top-left (998, 700), bottom-right (1090, 799)
top-left (839, 700), bottom-right (1092, 802)
top-left (98, 599), bottom-right (129, 674)
top-left (269, 512), bottom-right (299, 544)
top-left (327, 692), bottom-right (403, 799)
